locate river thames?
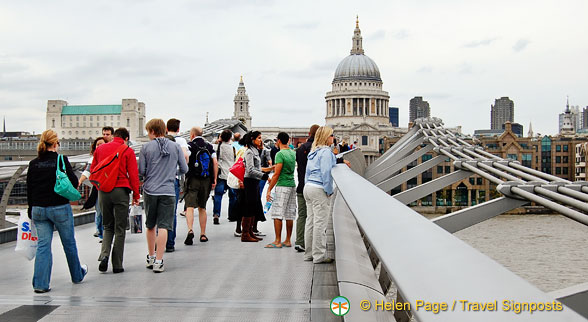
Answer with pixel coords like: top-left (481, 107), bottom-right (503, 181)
top-left (427, 213), bottom-right (588, 292)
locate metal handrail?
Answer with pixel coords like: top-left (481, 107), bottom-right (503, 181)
top-left (332, 164), bottom-right (586, 321)
top-left (332, 191), bottom-right (395, 321)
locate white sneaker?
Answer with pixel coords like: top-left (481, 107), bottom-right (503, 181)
top-left (81, 264), bottom-right (88, 276)
top-left (146, 255), bottom-right (155, 269)
top-left (75, 264), bottom-right (88, 284)
top-left (234, 231), bottom-right (242, 237)
top-left (153, 260), bottom-right (164, 273)
top-left (254, 231), bottom-right (266, 236)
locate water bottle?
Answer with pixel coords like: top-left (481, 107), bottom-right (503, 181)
top-left (263, 200), bottom-right (272, 214)
top-left (264, 191), bottom-right (275, 214)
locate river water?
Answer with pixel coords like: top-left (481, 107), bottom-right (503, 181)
top-left (425, 213), bottom-right (588, 292)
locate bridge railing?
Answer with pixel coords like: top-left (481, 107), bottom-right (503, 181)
top-left (331, 163), bottom-right (586, 321)
top-left (0, 156), bottom-right (93, 229)
top-left (332, 120), bottom-right (588, 321)
top-left (0, 144), bottom-right (145, 228)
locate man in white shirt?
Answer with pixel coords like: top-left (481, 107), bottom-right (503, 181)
top-left (165, 118), bottom-right (190, 252)
top-left (213, 129), bottom-right (236, 225)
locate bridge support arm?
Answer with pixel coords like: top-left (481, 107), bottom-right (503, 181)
top-left (432, 197), bottom-right (528, 233)
top-left (367, 126), bottom-right (420, 173)
top-left (368, 145), bottom-right (433, 185)
top-left (394, 170), bottom-right (471, 205)
top-left (376, 155), bottom-right (446, 193)
top-left (0, 165), bottom-right (27, 228)
top-left (366, 135), bottom-right (425, 179)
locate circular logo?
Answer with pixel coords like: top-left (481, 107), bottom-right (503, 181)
top-left (330, 296), bottom-right (350, 316)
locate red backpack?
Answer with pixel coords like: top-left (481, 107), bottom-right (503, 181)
top-left (90, 144), bottom-right (129, 192)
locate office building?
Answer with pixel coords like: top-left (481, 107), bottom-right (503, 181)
top-left (389, 107), bottom-right (399, 127)
top-left (490, 97), bottom-right (514, 130)
top-left (409, 96), bottom-right (430, 123)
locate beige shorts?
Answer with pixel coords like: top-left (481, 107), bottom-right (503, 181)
top-left (269, 186), bottom-right (297, 220)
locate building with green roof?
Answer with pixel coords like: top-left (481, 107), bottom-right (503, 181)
top-left (46, 99), bottom-right (146, 140)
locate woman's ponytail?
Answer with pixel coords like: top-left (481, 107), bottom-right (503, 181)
top-left (37, 130), bottom-right (59, 157)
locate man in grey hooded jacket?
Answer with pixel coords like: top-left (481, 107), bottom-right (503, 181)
top-left (139, 118), bottom-right (188, 273)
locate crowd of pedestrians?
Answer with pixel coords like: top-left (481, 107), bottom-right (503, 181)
top-left (25, 118), bottom-right (350, 292)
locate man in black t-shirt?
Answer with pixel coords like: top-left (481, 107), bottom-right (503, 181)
top-left (294, 124), bottom-right (319, 252)
top-left (258, 145), bottom-right (273, 196)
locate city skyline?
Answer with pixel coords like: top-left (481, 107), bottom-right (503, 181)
top-left (0, 0), bottom-right (587, 136)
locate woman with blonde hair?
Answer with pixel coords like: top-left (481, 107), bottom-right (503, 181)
top-left (26, 130), bottom-right (87, 293)
top-left (303, 126), bottom-right (337, 263)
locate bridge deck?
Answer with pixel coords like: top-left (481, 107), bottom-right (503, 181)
top-left (0, 198), bottom-right (332, 321)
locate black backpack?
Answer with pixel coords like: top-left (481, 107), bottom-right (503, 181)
top-left (188, 141), bottom-right (212, 178)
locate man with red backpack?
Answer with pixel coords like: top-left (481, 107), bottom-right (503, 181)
top-left (90, 128), bottom-right (140, 274)
top-left (184, 126), bottom-right (217, 245)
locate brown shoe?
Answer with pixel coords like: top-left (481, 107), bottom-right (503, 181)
top-left (250, 220), bottom-right (263, 241)
top-left (250, 232), bottom-right (263, 241)
top-left (241, 217), bottom-right (258, 242)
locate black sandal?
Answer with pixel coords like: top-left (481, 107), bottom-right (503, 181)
top-left (200, 235), bottom-right (208, 242)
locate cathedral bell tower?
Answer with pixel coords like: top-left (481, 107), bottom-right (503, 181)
top-left (351, 15), bottom-right (364, 55)
top-left (232, 76), bottom-right (252, 129)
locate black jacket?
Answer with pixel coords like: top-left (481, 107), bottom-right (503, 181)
top-left (27, 151), bottom-right (78, 212)
top-left (296, 136), bottom-right (314, 194)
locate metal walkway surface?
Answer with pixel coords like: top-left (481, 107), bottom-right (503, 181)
top-left (0, 198), bottom-right (332, 322)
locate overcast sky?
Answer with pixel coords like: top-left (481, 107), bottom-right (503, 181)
top-left (1, 0), bottom-right (587, 136)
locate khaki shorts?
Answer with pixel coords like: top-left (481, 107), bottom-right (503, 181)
top-left (184, 177), bottom-right (211, 209)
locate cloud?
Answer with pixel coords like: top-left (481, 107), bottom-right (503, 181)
top-left (417, 66), bottom-right (433, 73)
top-left (463, 37), bottom-right (498, 48)
top-left (423, 93), bottom-right (451, 100)
top-left (513, 39), bottom-right (530, 52)
top-left (459, 63), bottom-right (473, 74)
top-left (392, 29), bottom-right (409, 39)
top-left (310, 58), bottom-right (340, 71)
top-left (0, 59), bottom-right (29, 75)
top-left (188, 0), bottom-right (276, 11)
top-left (57, 51), bottom-right (196, 88)
top-left (366, 29), bottom-right (386, 41)
top-left (279, 57), bottom-right (340, 78)
top-left (283, 22), bottom-right (320, 30)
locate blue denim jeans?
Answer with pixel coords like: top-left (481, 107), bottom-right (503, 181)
top-left (166, 179), bottom-right (180, 249)
top-left (95, 197), bottom-right (103, 239)
top-left (213, 178), bottom-right (237, 218)
top-left (259, 180), bottom-right (267, 197)
top-left (32, 204), bottom-right (85, 291)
